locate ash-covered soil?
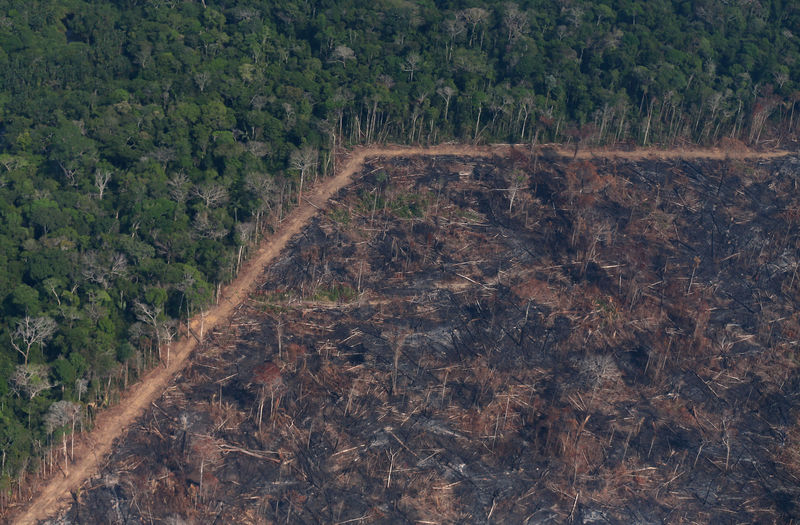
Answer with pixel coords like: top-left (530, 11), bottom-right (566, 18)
top-left (50, 152), bottom-right (800, 524)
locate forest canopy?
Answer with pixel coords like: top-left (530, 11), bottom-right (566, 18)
top-left (1, 0), bottom-right (799, 493)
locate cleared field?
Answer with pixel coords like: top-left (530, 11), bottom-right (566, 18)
top-left (35, 150), bottom-right (800, 524)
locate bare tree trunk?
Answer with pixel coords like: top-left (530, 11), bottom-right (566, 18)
top-left (297, 170), bottom-right (305, 205)
top-left (257, 395), bottom-right (265, 432)
top-left (643, 97), bottom-right (654, 146)
top-left (199, 459), bottom-right (205, 504)
top-left (474, 105), bottom-right (482, 142)
top-left (392, 346), bottom-right (400, 395)
top-left (70, 418), bottom-right (76, 460)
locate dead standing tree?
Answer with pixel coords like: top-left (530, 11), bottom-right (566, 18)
top-left (191, 182), bottom-right (229, 209)
top-left (93, 169), bottom-right (112, 199)
top-left (290, 146), bottom-right (318, 205)
top-left (44, 401), bottom-right (82, 473)
top-left (10, 315), bottom-right (57, 365)
top-left (503, 3), bottom-right (529, 44)
top-left (10, 364), bottom-right (54, 428)
top-left (251, 362), bottom-right (285, 432)
top-left (134, 301), bottom-right (175, 366)
top-left (401, 52), bottom-right (421, 82)
top-left (10, 364), bottom-right (53, 401)
top-left (245, 171), bottom-right (278, 233)
top-left (167, 172), bottom-right (190, 203)
top-left (459, 7), bottom-right (489, 47)
top-left (267, 313), bottom-right (285, 360)
top-left (387, 329), bottom-right (413, 396)
top-left (329, 44), bottom-right (356, 66)
top-left (189, 434), bottom-right (223, 505)
top-left (437, 84), bottom-right (457, 123)
top-left (504, 168), bottom-right (530, 213)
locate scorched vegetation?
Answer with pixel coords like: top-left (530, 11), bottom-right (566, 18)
top-left (59, 152), bottom-right (800, 523)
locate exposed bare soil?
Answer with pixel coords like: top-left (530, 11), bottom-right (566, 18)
top-left (9, 144), bottom-right (797, 525)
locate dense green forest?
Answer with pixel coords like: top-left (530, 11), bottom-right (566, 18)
top-left (1, 0), bottom-right (799, 498)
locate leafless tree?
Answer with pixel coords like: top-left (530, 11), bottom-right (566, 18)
top-left (517, 95), bottom-right (535, 141)
top-left (245, 140), bottom-right (270, 157)
top-left (505, 169), bottom-right (529, 212)
top-left (194, 71), bottom-right (210, 92)
top-left (408, 88), bottom-right (430, 142)
top-left (437, 85), bottom-right (457, 122)
top-left (503, 3), bottom-right (529, 43)
top-left (401, 53), bottom-right (421, 82)
top-left (10, 364), bottom-right (54, 400)
top-left (442, 17), bottom-right (465, 60)
top-left (191, 183), bottom-right (229, 208)
top-left (564, 5), bottom-right (585, 28)
top-left (460, 7), bottom-right (489, 47)
top-left (167, 173), bottom-right (190, 203)
top-left (774, 71), bottom-right (789, 90)
top-left (176, 272), bottom-right (197, 333)
top-left (235, 221), bottom-right (256, 246)
top-left (192, 210), bottom-right (227, 240)
top-left (283, 102), bottom-right (296, 128)
top-left (76, 378), bottom-right (88, 403)
top-left (110, 252), bottom-right (128, 279)
top-left (134, 301), bottom-right (165, 363)
top-left (251, 363), bottom-right (285, 431)
top-left (245, 172), bottom-right (278, 223)
top-left (81, 252), bottom-right (110, 289)
top-left (329, 45), bottom-right (356, 65)
top-left (443, 15), bottom-right (465, 40)
top-left (190, 434), bottom-right (223, 504)
top-left (44, 400), bottom-right (81, 463)
top-left (94, 170), bottom-right (111, 199)
top-left (149, 146), bottom-right (176, 169)
top-left (161, 320), bottom-right (177, 366)
top-left (289, 146), bottom-right (318, 204)
top-left (11, 316), bottom-right (57, 365)
top-left (749, 94), bottom-right (780, 144)
top-left (84, 252), bottom-right (128, 290)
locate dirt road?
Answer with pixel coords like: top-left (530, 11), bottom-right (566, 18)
top-left (10, 143), bottom-right (793, 524)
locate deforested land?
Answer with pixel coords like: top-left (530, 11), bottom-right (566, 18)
top-left (3, 1), bottom-right (800, 522)
top-left (39, 150), bottom-right (800, 524)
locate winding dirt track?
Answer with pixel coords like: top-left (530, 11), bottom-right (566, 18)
top-left (10, 143), bottom-right (793, 524)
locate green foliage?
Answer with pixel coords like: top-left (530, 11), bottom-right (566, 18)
top-left (314, 283), bottom-right (357, 303)
top-left (388, 191), bottom-right (430, 219)
top-left (0, 0), bottom-right (799, 487)
top-left (327, 207), bottom-right (351, 225)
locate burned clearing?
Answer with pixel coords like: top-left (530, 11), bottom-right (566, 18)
top-left (53, 152), bottom-right (800, 524)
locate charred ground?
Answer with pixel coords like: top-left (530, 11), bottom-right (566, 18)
top-left (49, 152), bottom-right (800, 524)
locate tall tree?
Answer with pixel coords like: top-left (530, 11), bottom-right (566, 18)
top-left (289, 146), bottom-right (318, 205)
top-left (10, 316), bottom-right (56, 365)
